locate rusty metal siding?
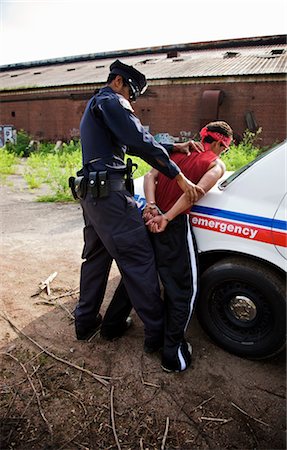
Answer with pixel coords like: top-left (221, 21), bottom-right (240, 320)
top-left (1, 43), bottom-right (286, 91)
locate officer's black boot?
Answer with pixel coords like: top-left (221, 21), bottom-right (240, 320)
top-left (100, 316), bottom-right (132, 341)
top-left (75, 313), bottom-right (102, 340)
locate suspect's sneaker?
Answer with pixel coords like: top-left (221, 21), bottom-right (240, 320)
top-left (161, 342), bottom-right (192, 373)
top-left (75, 314), bottom-right (102, 341)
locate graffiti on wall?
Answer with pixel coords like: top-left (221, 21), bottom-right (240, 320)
top-left (0, 125), bottom-right (17, 147)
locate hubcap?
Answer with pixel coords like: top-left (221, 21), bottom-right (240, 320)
top-left (229, 295), bottom-right (257, 322)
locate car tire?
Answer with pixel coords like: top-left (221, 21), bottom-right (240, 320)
top-left (197, 257), bottom-right (286, 359)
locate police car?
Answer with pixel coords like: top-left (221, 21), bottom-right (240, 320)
top-left (134, 140), bottom-right (287, 359)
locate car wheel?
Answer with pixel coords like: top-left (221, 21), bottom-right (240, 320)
top-left (197, 257), bottom-right (286, 359)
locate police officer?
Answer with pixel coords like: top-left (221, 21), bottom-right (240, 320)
top-left (74, 59), bottom-right (203, 351)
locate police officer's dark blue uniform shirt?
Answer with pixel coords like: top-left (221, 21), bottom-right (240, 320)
top-left (80, 86), bottom-right (181, 178)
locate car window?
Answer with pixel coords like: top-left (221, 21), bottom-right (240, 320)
top-left (219, 141), bottom-right (285, 190)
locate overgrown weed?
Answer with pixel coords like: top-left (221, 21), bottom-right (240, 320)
top-left (0, 148), bottom-right (20, 183)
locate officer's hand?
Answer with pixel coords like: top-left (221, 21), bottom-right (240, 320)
top-left (173, 140), bottom-right (204, 156)
top-left (175, 173), bottom-right (205, 203)
top-left (173, 141), bottom-right (191, 155)
top-left (188, 140), bottom-right (204, 153)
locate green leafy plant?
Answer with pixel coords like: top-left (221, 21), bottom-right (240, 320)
top-left (22, 143), bottom-right (82, 201)
top-left (0, 148), bottom-right (20, 182)
top-left (5, 129), bottom-right (31, 156)
top-left (222, 128), bottom-right (262, 170)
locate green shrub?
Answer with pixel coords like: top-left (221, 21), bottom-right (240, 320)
top-left (23, 145), bottom-right (82, 201)
top-left (36, 142), bottom-right (55, 154)
top-left (222, 128), bottom-right (262, 170)
top-left (222, 144), bottom-right (260, 171)
top-left (0, 148), bottom-right (19, 182)
top-left (5, 129), bottom-right (31, 156)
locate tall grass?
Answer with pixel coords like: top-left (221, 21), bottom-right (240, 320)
top-left (0, 148), bottom-right (20, 182)
top-left (24, 143), bottom-right (82, 201)
top-left (221, 129), bottom-right (262, 170)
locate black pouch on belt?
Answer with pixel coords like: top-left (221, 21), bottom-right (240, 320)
top-left (88, 171), bottom-right (110, 199)
top-left (75, 176), bottom-right (87, 200)
top-left (98, 171), bottom-right (110, 198)
top-left (69, 176), bottom-right (78, 200)
top-left (88, 172), bottom-right (99, 198)
top-left (69, 176), bottom-right (86, 200)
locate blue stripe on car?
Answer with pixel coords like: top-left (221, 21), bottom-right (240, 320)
top-left (191, 205), bottom-right (287, 231)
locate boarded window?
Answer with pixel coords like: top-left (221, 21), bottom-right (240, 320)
top-left (167, 50), bottom-right (179, 58)
top-left (223, 51), bottom-right (239, 58)
top-left (271, 49), bottom-right (285, 55)
top-left (245, 111), bottom-right (258, 132)
top-left (200, 90), bottom-right (224, 129)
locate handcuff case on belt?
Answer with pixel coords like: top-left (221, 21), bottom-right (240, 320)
top-left (68, 176), bottom-right (87, 200)
top-left (89, 171), bottom-right (110, 198)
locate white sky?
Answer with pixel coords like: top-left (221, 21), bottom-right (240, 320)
top-left (0, 0), bottom-right (286, 66)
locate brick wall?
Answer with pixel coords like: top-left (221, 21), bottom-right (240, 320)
top-left (0, 80), bottom-right (286, 146)
top-left (134, 81), bottom-right (286, 146)
top-left (0, 91), bottom-right (90, 141)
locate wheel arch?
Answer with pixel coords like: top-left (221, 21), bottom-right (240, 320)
top-left (198, 250), bottom-right (286, 282)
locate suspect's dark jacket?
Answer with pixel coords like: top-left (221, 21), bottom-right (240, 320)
top-left (80, 86), bottom-right (181, 178)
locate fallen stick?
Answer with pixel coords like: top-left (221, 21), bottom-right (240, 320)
top-left (78, 360), bottom-right (85, 384)
top-left (49, 289), bottom-right (80, 301)
top-left (110, 385), bottom-right (121, 450)
top-left (0, 313), bottom-right (110, 387)
top-left (34, 301), bottom-right (55, 306)
top-left (40, 271), bottom-right (58, 295)
top-left (231, 402), bottom-right (270, 427)
top-left (33, 366), bottom-right (46, 397)
top-left (192, 395), bottom-right (215, 412)
top-left (140, 376), bottom-right (160, 389)
top-left (31, 271), bottom-right (58, 297)
top-left (35, 299), bottom-right (75, 320)
top-left (54, 299), bottom-right (75, 320)
top-left (161, 416), bottom-right (170, 450)
top-left (87, 328), bottom-right (101, 342)
top-left (200, 416), bottom-right (232, 423)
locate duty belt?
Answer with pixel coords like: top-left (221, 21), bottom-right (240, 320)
top-left (69, 169), bottom-right (133, 201)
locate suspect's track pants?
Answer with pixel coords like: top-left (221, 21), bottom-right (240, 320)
top-left (150, 214), bottom-right (199, 370)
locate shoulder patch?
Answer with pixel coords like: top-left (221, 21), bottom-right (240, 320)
top-left (116, 94), bottom-right (134, 112)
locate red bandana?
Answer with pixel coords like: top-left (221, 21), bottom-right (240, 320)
top-left (200, 127), bottom-right (232, 148)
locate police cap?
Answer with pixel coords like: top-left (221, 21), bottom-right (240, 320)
top-left (109, 59), bottom-right (148, 101)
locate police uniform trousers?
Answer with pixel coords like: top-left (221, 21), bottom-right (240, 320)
top-left (74, 188), bottom-right (164, 344)
top-left (150, 214), bottom-right (199, 371)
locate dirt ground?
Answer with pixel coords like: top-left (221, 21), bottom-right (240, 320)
top-left (0, 171), bottom-right (286, 450)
